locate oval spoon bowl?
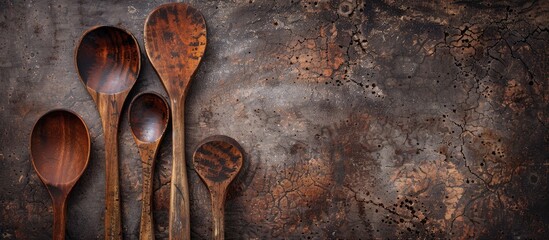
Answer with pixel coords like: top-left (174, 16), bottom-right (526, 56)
top-left (76, 26), bottom-right (141, 94)
top-left (31, 109), bottom-right (90, 186)
top-left (129, 92), bottom-right (170, 143)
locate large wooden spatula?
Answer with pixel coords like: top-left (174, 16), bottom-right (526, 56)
top-left (144, 3), bottom-right (207, 239)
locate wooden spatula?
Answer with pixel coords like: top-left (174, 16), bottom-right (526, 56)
top-left (144, 3), bottom-right (207, 239)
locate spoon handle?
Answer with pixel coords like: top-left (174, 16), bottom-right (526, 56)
top-left (169, 101), bottom-right (190, 239)
top-left (139, 145), bottom-right (158, 240)
top-left (99, 94), bottom-right (123, 240)
top-left (52, 195), bottom-right (67, 240)
top-left (210, 187), bottom-right (227, 240)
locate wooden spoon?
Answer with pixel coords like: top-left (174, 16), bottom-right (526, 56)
top-left (144, 3), bottom-right (207, 239)
top-left (192, 136), bottom-right (244, 240)
top-left (75, 25), bottom-right (141, 240)
top-left (30, 109), bottom-right (91, 240)
top-left (128, 92), bottom-right (170, 240)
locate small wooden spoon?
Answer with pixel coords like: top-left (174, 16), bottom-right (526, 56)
top-left (193, 136), bottom-right (244, 240)
top-left (30, 109), bottom-right (91, 240)
top-left (144, 3), bottom-right (207, 239)
top-left (75, 25), bottom-right (141, 240)
top-left (128, 92), bottom-right (170, 240)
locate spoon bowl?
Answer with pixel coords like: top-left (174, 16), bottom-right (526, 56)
top-left (129, 92), bottom-right (170, 143)
top-left (30, 109), bottom-right (90, 240)
top-left (75, 25), bottom-right (141, 239)
top-left (76, 26), bottom-right (140, 94)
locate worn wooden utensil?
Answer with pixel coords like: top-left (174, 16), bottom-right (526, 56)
top-left (129, 92), bottom-right (170, 240)
top-left (75, 25), bottom-right (141, 240)
top-left (144, 3), bottom-right (207, 239)
top-left (193, 136), bottom-right (244, 240)
top-left (30, 109), bottom-right (91, 240)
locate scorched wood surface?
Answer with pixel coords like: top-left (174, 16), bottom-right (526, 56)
top-left (0, 0), bottom-right (548, 239)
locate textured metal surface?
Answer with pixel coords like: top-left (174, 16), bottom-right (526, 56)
top-left (1, 0), bottom-right (548, 239)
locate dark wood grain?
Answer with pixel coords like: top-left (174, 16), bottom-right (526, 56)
top-left (144, 3), bottom-right (207, 239)
top-left (30, 109), bottom-right (91, 240)
top-left (75, 25), bottom-right (141, 240)
top-left (193, 136), bottom-right (244, 240)
top-left (129, 92), bottom-right (170, 240)
top-left (76, 26), bottom-right (140, 94)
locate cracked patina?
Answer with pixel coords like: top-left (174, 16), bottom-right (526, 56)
top-left (1, 0), bottom-right (548, 239)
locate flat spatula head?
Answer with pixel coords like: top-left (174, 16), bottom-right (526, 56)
top-left (144, 3), bottom-right (207, 98)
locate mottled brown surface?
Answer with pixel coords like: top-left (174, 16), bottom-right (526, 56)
top-left (193, 137), bottom-right (243, 184)
top-left (1, 0), bottom-right (548, 239)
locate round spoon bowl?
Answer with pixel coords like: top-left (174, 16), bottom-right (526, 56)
top-left (193, 136), bottom-right (244, 186)
top-left (129, 92), bottom-right (170, 143)
top-left (75, 26), bottom-right (141, 94)
top-left (30, 109), bottom-right (90, 186)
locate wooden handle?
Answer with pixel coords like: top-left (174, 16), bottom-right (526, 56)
top-left (210, 187), bottom-right (227, 240)
top-left (169, 100), bottom-right (190, 240)
top-left (52, 195), bottom-right (67, 240)
top-left (99, 95), bottom-right (123, 240)
top-left (139, 145), bottom-right (158, 240)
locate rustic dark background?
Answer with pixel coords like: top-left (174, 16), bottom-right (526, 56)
top-left (1, 0), bottom-right (548, 239)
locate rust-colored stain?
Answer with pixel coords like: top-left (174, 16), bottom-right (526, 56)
top-left (1, 0), bottom-right (548, 239)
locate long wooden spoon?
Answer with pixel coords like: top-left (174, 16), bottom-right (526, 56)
top-left (30, 109), bottom-right (91, 240)
top-left (128, 92), bottom-right (170, 240)
top-left (75, 25), bottom-right (141, 240)
top-left (144, 3), bottom-right (207, 239)
top-left (193, 136), bottom-right (244, 240)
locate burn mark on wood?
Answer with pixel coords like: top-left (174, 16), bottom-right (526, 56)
top-left (193, 137), bottom-right (244, 183)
